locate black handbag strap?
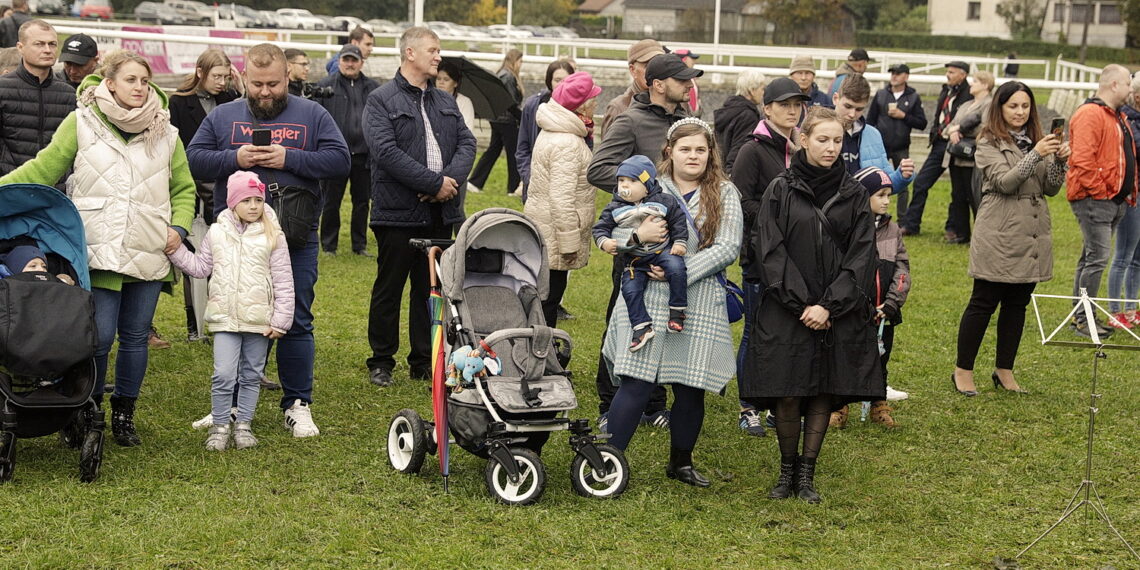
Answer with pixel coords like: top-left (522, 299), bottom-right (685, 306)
top-left (247, 111), bottom-right (284, 195)
top-left (813, 192), bottom-right (849, 256)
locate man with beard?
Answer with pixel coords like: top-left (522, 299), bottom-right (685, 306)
top-left (0, 20), bottom-right (75, 176)
top-left (187, 43), bottom-right (350, 437)
top-left (362, 26), bottom-right (475, 387)
top-left (54, 33), bottom-right (99, 89)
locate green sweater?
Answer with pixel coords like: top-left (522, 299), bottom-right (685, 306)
top-left (0, 86), bottom-right (196, 290)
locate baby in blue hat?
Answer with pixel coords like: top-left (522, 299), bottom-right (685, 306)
top-left (0, 245), bottom-right (74, 284)
top-left (593, 155), bottom-right (689, 352)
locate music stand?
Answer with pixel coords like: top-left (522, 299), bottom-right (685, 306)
top-left (1017, 289), bottom-right (1139, 561)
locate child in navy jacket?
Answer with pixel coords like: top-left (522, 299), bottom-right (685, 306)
top-left (593, 155), bottom-right (689, 351)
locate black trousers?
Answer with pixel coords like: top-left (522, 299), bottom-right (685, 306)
top-left (468, 120), bottom-right (520, 193)
top-left (879, 323), bottom-right (895, 383)
top-left (596, 255), bottom-right (668, 415)
top-left (888, 150), bottom-right (909, 219)
top-left (543, 269), bottom-right (569, 328)
top-left (956, 279), bottom-right (1037, 371)
top-left (945, 164), bottom-right (977, 240)
top-left (320, 153), bottom-right (371, 253)
top-left (366, 220), bottom-right (452, 372)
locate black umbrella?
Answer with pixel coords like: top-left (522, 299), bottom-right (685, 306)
top-left (440, 56), bottom-right (513, 121)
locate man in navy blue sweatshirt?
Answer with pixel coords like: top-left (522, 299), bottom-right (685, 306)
top-left (187, 43), bottom-right (351, 438)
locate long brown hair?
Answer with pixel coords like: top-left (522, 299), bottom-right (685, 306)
top-left (499, 48), bottom-right (525, 98)
top-left (174, 48), bottom-right (232, 96)
top-left (979, 81), bottom-right (1042, 145)
top-left (659, 121), bottom-right (728, 249)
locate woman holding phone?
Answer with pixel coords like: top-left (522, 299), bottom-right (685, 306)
top-left (951, 81), bottom-right (1069, 396)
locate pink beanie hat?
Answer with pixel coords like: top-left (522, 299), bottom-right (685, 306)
top-left (226, 170), bottom-right (266, 209)
top-left (552, 71), bottom-right (602, 112)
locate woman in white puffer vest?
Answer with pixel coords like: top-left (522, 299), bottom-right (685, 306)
top-left (0, 50), bottom-right (197, 448)
top-left (168, 171), bottom-right (294, 451)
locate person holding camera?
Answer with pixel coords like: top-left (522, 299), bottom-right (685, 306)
top-left (317, 44), bottom-right (379, 257)
top-left (187, 43), bottom-right (351, 438)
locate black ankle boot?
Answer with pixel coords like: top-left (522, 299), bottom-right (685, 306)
top-left (796, 456), bottom-right (820, 504)
top-left (665, 447), bottom-right (710, 488)
top-left (768, 456), bottom-right (797, 499)
top-left (110, 395), bottom-right (141, 447)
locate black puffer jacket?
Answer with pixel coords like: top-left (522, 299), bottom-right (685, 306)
top-left (730, 121), bottom-right (793, 274)
top-left (0, 65), bottom-right (77, 175)
top-left (318, 71), bottom-right (380, 155)
top-left (713, 94), bottom-right (761, 174)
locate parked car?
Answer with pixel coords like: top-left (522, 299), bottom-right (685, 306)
top-left (79, 0), bottom-right (113, 20)
top-left (257, 9), bottom-right (279, 28)
top-left (543, 26), bottom-right (579, 39)
top-left (517, 25), bottom-right (546, 37)
top-left (163, 0), bottom-right (213, 26)
top-left (331, 16), bottom-right (367, 32)
top-left (32, 0), bottom-right (67, 16)
top-left (455, 25), bottom-right (490, 40)
top-left (135, 1), bottom-right (185, 24)
top-left (276, 8), bottom-right (326, 30)
top-left (487, 24), bottom-right (533, 39)
top-left (426, 20), bottom-right (463, 38)
top-left (366, 18), bottom-right (401, 33)
top-left (215, 3), bottom-right (256, 28)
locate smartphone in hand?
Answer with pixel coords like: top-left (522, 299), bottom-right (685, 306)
top-left (1050, 118), bottom-right (1065, 138)
top-left (252, 128), bottom-right (271, 146)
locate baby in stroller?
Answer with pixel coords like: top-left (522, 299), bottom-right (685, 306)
top-left (0, 244), bottom-right (77, 285)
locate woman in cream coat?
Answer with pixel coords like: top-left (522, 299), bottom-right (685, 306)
top-left (524, 72), bottom-right (601, 327)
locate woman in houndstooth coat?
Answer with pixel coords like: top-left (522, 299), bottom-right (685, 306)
top-left (601, 119), bottom-right (743, 488)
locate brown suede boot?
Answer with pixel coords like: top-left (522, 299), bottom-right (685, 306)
top-left (870, 400), bottom-right (898, 428)
top-left (828, 405), bottom-right (849, 429)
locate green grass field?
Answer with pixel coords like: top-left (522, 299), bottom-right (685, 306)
top-left (2, 159), bottom-right (1139, 567)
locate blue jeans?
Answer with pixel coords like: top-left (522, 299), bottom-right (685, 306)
top-left (620, 250), bottom-right (687, 329)
top-left (212, 332), bottom-right (269, 424)
top-left (736, 280), bottom-right (762, 412)
top-left (94, 280), bottom-right (164, 399)
top-left (276, 237), bottom-right (318, 409)
top-left (1108, 204), bottom-right (1140, 312)
top-left (1071, 198), bottom-right (1126, 307)
top-left (900, 139), bottom-right (948, 233)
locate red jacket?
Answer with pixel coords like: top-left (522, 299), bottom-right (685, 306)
top-left (1066, 99), bottom-right (1137, 203)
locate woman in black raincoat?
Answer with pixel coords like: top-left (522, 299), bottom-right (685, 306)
top-left (739, 107), bottom-right (884, 503)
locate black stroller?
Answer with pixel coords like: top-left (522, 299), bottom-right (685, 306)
top-left (387, 209), bottom-right (629, 505)
top-left (0, 183), bottom-right (104, 482)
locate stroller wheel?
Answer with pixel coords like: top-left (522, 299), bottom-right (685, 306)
top-left (0, 431), bottom-right (15, 483)
top-left (570, 443), bottom-right (629, 499)
top-left (485, 447), bottom-right (545, 506)
top-left (387, 409), bottom-right (427, 474)
top-left (78, 429), bottom-right (104, 483)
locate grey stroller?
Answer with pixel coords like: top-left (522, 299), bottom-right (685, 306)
top-left (386, 208), bottom-right (629, 505)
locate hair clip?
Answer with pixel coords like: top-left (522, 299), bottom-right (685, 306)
top-left (667, 117), bottom-right (714, 140)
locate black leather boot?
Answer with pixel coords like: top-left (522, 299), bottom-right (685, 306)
top-left (110, 395), bottom-right (141, 447)
top-left (796, 455), bottom-right (820, 504)
top-left (665, 446), bottom-right (710, 488)
top-left (768, 456), bottom-right (797, 499)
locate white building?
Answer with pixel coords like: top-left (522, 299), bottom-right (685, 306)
top-left (927, 0), bottom-right (1126, 48)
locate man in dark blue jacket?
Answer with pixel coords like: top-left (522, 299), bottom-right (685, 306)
top-left (318, 44), bottom-right (380, 256)
top-left (363, 27), bottom-right (476, 388)
top-left (187, 43), bottom-right (351, 438)
top-left (865, 64), bottom-right (927, 217)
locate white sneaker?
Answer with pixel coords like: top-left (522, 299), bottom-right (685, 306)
top-left (192, 407), bottom-right (237, 430)
top-left (205, 423), bottom-right (231, 451)
top-left (232, 421), bottom-right (258, 449)
top-left (467, 183), bottom-right (482, 193)
top-left (283, 399), bottom-right (320, 437)
top-left (886, 385), bottom-right (909, 401)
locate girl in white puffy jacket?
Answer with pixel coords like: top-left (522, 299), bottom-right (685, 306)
top-left (168, 171), bottom-right (294, 451)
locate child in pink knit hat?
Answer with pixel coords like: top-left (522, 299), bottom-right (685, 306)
top-left (167, 170), bottom-right (295, 451)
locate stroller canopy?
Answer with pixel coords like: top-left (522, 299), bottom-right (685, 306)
top-left (440, 208), bottom-right (549, 302)
top-left (0, 184), bottom-right (90, 290)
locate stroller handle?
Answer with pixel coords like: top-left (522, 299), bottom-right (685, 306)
top-left (408, 238), bottom-right (455, 253)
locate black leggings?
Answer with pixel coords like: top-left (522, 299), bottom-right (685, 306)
top-left (542, 269), bottom-right (568, 328)
top-left (956, 279), bottom-right (1036, 370)
top-left (773, 396), bottom-right (834, 461)
top-left (607, 376), bottom-right (705, 452)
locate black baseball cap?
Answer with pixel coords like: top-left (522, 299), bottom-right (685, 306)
top-left (59, 34), bottom-right (97, 65)
top-left (946, 60), bottom-right (971, 72)
top-left (848, 48), bottom-right (873, 62)
top-left (889, 64), bottom-right (910, 74)
top-left (644, 54), bottom-right (703, 84)
top-left (763, 77), bottom-right (811, 105)
top-left (338, 44), bottom-right (362, 60)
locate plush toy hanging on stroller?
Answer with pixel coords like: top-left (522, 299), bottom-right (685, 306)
top-left (386, 208), bottom-right (629, 505)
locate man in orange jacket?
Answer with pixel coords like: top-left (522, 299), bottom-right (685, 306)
top-left (1068, 64), bottom-right (1137, 338)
